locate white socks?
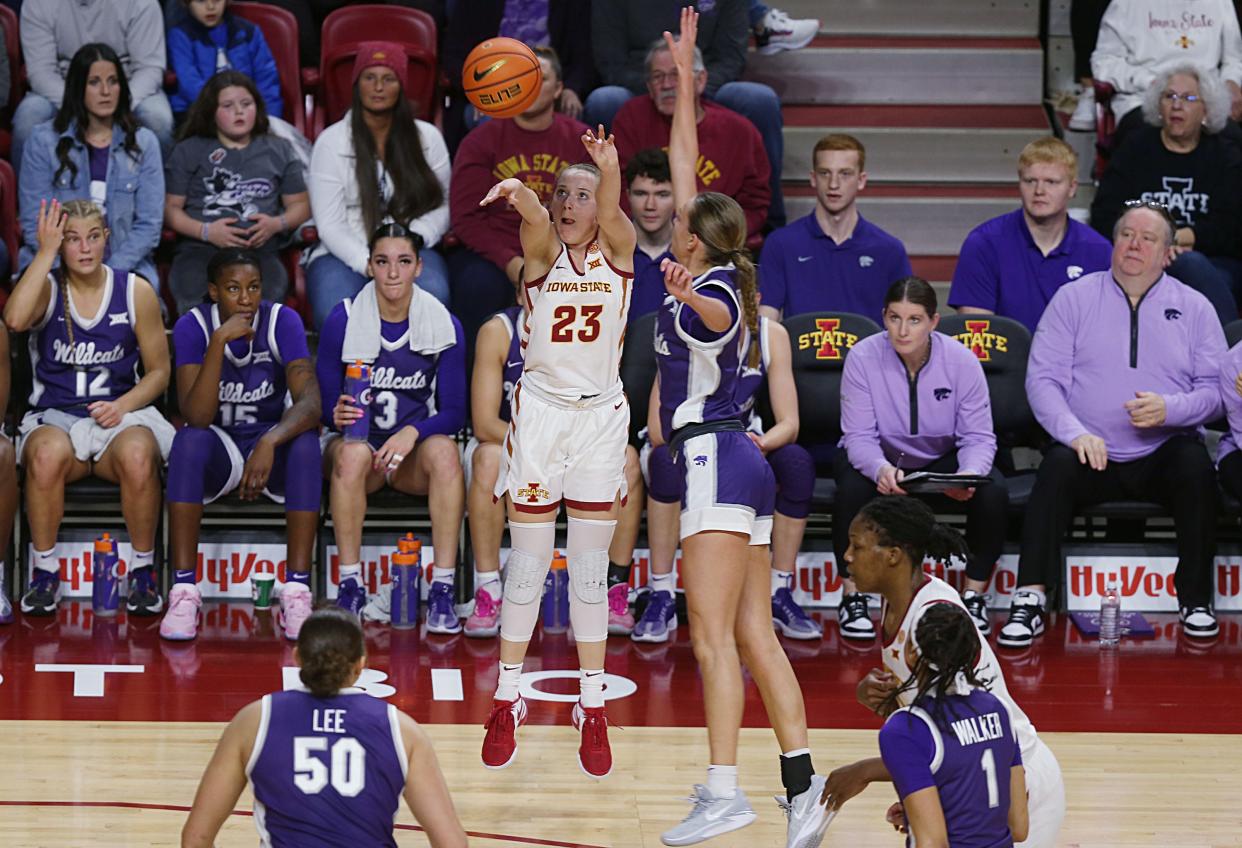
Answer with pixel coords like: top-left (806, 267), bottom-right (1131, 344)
top-left (34, 548), bottom-right (58, 574)
top-left (651, 571), bottom-right (675, 594)
top-left (496, 662), bottom-right (523, 701)
top-left (580, 668), bottom-right (605, 708)
top-left (706, 764), bottom-right (738, 799)
top-left (431, 566), bottom-right (455, 585)
top-left (771, 569), bottom-right (794, 595)
top-left (339, 562), bottom-right (361, 581)
top-left (475, 569), bottom-right (501, 593)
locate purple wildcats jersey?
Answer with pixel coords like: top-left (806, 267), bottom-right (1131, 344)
top-left (735, 315), bottom-right (771, 429)
top-left (497, 305), bottom-right (524, 423)
top-left (173, 301), bottom-right (310, 439)
top-left (655, 266), bottom-right (746, 437)
top-left (28, 266), bottom-right (142, 411)
top-left (248, 689), bottom-right (408, 848)
top-left (880, 688), bottom-right (1022, 848)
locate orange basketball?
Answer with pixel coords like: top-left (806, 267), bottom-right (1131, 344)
top-left (462, 37), bottom-right (543, 119)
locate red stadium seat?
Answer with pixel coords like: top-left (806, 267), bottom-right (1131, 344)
top-left (0, 4), bottom-right (24, 160)
top-left (232, 1), bottom-right (308, 137)
top-left (308, 4), bottom-right (438, 138)
top-left (0, 158), bottom-right (18, 287)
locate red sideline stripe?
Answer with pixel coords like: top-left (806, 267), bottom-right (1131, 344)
top-left (0, 801), bottom-right (608, 848)
top-left (783, 182), bottom-right (1018, 199)
top-left (804, 34), bottom-right (1041, 50)
top-left (782, 103), bottom-right (1049, 130)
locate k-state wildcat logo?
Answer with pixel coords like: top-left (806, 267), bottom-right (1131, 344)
top-left (934, 387), bottom-right (952, 401)
top-left (1164, 308), bottom-right (1181, 321)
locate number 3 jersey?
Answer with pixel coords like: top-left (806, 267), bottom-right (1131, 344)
top-left (172, 302), bottom-right (309, 440)
top-left (28, 266), bottom-right (142, 411)
top-left (248, 688), bottom-right (408, 848)
top-left (521, 239), bottom-right (632, 401)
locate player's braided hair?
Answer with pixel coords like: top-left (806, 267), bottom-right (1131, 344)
top-left (55, 200), bottom-right (108, 367)
top-left (879, 602), bottom-right (993, 721)
top-left (297, 608), bottom-right (366, 698)
top-left (207, 248), bottom-right (264, 285)
top-left (686, 192), bottom-right (759, 368)
top-left (857, 496), bottom-right (970, 573)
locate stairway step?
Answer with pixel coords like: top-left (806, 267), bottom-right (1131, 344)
top-left (771, 0), bottom-right (1038, 37)
top-left (909, 256), bottom-right (960, 283)
top-left (782, 125), bottom-right (1048, 183)
top-left (746, 37), bottom-right (1043, 105)
top-left (783, 104), bottom-right (1049, 129)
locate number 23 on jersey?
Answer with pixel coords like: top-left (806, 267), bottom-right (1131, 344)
top-left (550, 304), bottom-right (603, 343)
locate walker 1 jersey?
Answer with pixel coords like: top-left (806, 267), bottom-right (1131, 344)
top-left (497, 305), bottom-right (524, 422)
top-left (735, 315), bottom-right (771, 429)
top-left (248, 689), bottom-right (408, 848)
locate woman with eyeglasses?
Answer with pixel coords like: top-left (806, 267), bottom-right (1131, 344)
top-left (1090, 64), bottom-right (1242, 326)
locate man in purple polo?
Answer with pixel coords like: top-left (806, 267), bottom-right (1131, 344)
top-left (758, 134), bottom-right (912, 324)
top-left (949, 137), bottom-right (1112, 333)
top-left (1000, 203), bottom-right (1225, 648)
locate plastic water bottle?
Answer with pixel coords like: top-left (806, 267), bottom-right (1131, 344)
top-left (92, 533), bottom-right (120, 617)
top-left (390, 533), bottom-right (421, 629)
top-left (344, 361), bottom-right (372, 441)
top-left (1099, 581), bottom-right (1121, 647)
top-left (542, 552), bottom-right (569, 633)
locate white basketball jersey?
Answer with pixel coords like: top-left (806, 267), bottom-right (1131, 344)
top-left (882, 575), bottom-right (1040, 761)
top-left (520, 239), bottom-right (632, 401)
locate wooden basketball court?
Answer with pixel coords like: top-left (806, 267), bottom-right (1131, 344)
top-left (1, 603), bottom-right (1239, 846)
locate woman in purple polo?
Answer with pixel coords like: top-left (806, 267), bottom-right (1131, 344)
top-left (834, 276), bottom-right (1008, 638)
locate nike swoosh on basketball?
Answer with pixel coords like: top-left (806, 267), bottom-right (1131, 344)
top-left (473, 59), bottom-right (507, 82)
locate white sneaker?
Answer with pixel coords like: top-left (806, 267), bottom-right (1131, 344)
top-left (662, 785), bottom-right (756, 846)
top-left (961, 589), bottom-right (992, 636)
top-left (1180, 605), bottom-right (1219, 638)
top-left (756, 8), bottom-right (819, 55)
top-left (837, 593), bottom-right (876, 641)
top-left (775, 774), bottom-right (836, 848)
top-left (1068, 86), bottom-right (1095, 131)
top-left (997, 590), bottom-right (1046, 648)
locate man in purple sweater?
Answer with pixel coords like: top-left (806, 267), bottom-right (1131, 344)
top-left (1000, 203), bottom-right (1226, 648)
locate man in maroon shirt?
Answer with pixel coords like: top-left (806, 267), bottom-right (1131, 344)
top-left (612, 39), bottom-right (771, 239)
top-left (447, 47), bottom-right (589, 351)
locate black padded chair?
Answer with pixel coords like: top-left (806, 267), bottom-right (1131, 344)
top-left (937, 314), bottom-right (1037, 449)
top-left (1226, 318), bottom-right (1242, 349)
top-left (619, 313), bottom-right (658, 445)
top-left (783, 312), bottom-right (883, 510)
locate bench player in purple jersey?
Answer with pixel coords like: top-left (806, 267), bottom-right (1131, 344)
top-left (636, 306), bottom-right (819, 644)
top-left (847, 600), bottom-right (1029, 848)
top-left (653, 11), bottom-right (830, 847)
top-left (824, 497), bottom-right (1063, 848)
top-left (5, 199), bottom-right (174, 618)
top-left (0, 329), bottom-right (18, 624)
top-left (182, 608), bottom-right (467, 848)
top-left (318, 223), bottom-right (467, 632)
top-left (160, 249), bottom-right (322, 642)
top-left (464, 297), bottom-right (645, 639)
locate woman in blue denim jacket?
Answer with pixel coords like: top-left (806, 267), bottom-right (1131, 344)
top-left (18, 43), bottom-right (165, 289)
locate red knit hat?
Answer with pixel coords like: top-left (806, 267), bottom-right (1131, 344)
top-left (352, 41), bottom-right (408, 90)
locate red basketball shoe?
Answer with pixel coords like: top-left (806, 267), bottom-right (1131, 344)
top-left (481, 696), bottom-right (528, 769)
top-left (572, 701), bottom-right (612, 778)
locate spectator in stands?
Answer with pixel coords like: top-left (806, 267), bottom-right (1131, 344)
top-left (167, 0), bottom-right (283, 121)
top-left (1091, 66), bottom-right (1242, 326)
top-left (1216, 339), bottom-right (1242, 504)
top-left (14, 0), bottom-right (174, 166)
top-left (5, 199), bottom-right (174, 620)
top-left (626, 147), bottom-right (676, 322)
top-left (1067, 0), bottom-right (1111, 130)
top-left (835, 276), bottom-right (1006, 640)
top-left (0, 329), bottom-right (16, 625)
top-left (164, 71), bottom-right (310, 315)
top-left (611, 38), bottom-right (771, 240)
top-left (1001, 203), bottom-right (1225, 648)
top-left (447, 47), bottom-right (587, 357)
top-left (758, 134), bottom-right (912, 323)
top-left (587, 0), bottom-right (787, 229)
top-left (19, 44), bottom-right (164, 289)
top-left (306, 42), bottom-right (451, 329)
top-left (441, 0), bottom-right (592, 149)
top-left (949, 137), bottom-right (1112, 333)
top-left (317, 222), bottom-right (466, 632)
top-left (1091, 0), bottom-right (1242, 145)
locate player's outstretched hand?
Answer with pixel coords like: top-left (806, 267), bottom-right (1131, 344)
top-left (480, 178), bottom-right (527, 208)
top-left (581, 125), bottom-right (619, 170)
top-left (660, 257), bottom-right (695, 302)
top-left (35, 199), bottom-right (68, 257)
top-left (885, 802), bottom-right (909, 833)
top-left (821, 760), bottom-right (873, 811)
top-left (662, 7), bottom-right (699, 75)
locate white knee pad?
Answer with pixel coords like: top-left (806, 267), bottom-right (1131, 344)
top-left (567, 517), bottom-right (616, 642)
top-left (499, 520), bottom-right (555, 642)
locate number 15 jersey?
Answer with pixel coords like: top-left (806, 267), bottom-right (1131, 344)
top-left (248, 688), bottom-right (408, 848)
top-left (521, 239), bottom-right (632, 401)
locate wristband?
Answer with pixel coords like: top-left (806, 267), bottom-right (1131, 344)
top-left (201, 221), bottom-right (210, 241)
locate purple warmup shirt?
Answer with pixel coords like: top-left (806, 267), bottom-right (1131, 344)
top-left (317, 299), bottom-right (467, 449)
top-left (880, 689), bottom-right (1022, 848)
top-left (948, 209), bottom-right (1113, 333)
top-left (173, 301), bottom-right (309, 441)
top-left (655, 266), bottom-right (745, 437)
top-left (735, 315), bottom-right (771, 428)
top-left (496, 305), bottom-right (524, 423)
top-left (1027, 271), bottom-right (1225, 462)
top-left (758, 213), bottom-right (912, 321)
top-left (1216, 340), bottom-right (1242, 462)
top-left (840, 331), bottom-right (996, 482)
top-left (29, 266), bottom-right (142, 411)
top-left (630, 248), bottom-right (671, 323)
top-left (248, 688), bottom-right (407, 848)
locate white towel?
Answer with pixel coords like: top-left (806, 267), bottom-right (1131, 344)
top-left (17, 406), bottom-right (177, 463)
top-left (341, 280), bottom-right (456, 362)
